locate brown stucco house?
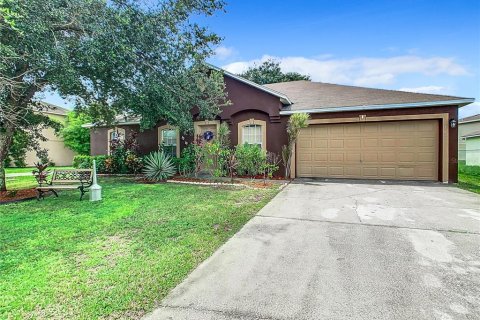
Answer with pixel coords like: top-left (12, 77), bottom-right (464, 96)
top-left (84, 66), bottom-right (474, 183)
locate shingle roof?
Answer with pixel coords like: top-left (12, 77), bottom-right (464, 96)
top-left (40, 102), bottom-right (70, 116)
top-left (459, 114), bottom-right (480, 123)
top-left (263, 80), bottom-right (473, 112)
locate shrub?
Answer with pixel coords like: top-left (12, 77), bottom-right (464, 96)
top-left (174, 144), bottom-right (196, 176)
top-left (235, 144), bottom-right (266, 177)
top-left (125, 152), bottom-right (144, 174)
top-left (94, 156), bottom-right (108, 173)
top-left (73, 155), bottom-right (110, 174)
top-left (203, 141), bottom-right (229, 177)
top-left (73, 155), bottom-right (93, 168)
top-left (143, 151), bottom-right (176, 181)
top-left (32, 162), bottom-right (50, 186)
top-left (217, 122), bottom-right (231, 147)
top-left (261, 152), bottom-right (280, 184)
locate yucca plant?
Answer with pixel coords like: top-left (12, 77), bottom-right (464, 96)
top-left (143, 151), bottom-right (176, 182)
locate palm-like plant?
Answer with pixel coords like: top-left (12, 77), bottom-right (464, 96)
top-left (143, 151), bottom-right (176, 181)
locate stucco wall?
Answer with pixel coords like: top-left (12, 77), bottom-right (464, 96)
top-left (465, 137), bottom-right (480, 165)
top-left (23, 113), bottom-right (76, 166)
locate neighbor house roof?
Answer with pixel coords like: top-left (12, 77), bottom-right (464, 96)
top-left (39, 102), bottom-right (70, 116)
top-left (459, 114), bottom-right (480, 124)
top-left (264, 81), bottom-right (474, 114)
top-left (462, 130), bottom-right (480, 139)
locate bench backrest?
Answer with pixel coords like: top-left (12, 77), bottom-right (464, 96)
top-left (52, 169), bottom-right (93, 184)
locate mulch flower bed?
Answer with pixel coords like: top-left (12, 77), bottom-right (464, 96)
top-left (135, 175), bottom-right (282, 189)
top-left (0, 188), bottom-right (37, 204)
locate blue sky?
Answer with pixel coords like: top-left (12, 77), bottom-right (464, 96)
top-left (44, 0), bottom-right (480, 117)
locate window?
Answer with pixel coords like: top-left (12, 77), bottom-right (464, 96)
top-left (158, 125), bottom-right (180, 157)
top-left (238, 119), bottom-right (266, 151)
top-left (242, 124), bottom-right (262, 148)
top-left (161, 129), bottom-right (177, 157)
top-left (107, 128), bottom-right (125, 154)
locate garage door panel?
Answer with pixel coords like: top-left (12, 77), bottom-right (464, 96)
top-left (381, 138), bottom-right (396, 147)
top-left (380, 167), bottom-right (396, 178)
top-left (417, 166), bottom-right (436, 178)
top-left (363, 153), bottom-right (379, 162)
top-left (329, 153), bottom-right (344, 162)
top-left (314, 139), bottom-right (328, 148)
top-left (329, 139), bottom-right (344, 148)
top-left (345, 166), bottom-right (362, 176)
top-left (363, 138), bottom-right (379, 148)
top-left (298, 152), bottom-right (312, 161)
top-left (363, 167), bottom-right (379, 177)
top-left (346, 153), bottom-right (361, 162)
top-left (381, 153), bottom-right (396, 162)
top-left (328, 167), bottom-right (345, 176)
top-left (312, 166), bottom-right (328, 176)
top-left (297, 138), bottom-right (312, 149)
top-left (398, 152), bottom-right (415, 163)
top-left (418, 138), bottom-right (436, 147)
top-left (418, 152), bottom-right (436, 162)
top-left (345, 138), bottom-right (361, 148)
top-left (297, 120), bottom-right (438, 181)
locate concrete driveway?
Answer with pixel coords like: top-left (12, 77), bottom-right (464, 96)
top-left (145, 180), bottom-right (480, 320)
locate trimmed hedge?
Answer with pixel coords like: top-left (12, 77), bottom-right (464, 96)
top-left (72, 155), bottom-right (109, 173)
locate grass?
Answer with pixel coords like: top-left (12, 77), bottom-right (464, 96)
top-left (0, 177), bottom-right (279, 319)
top-left (458, 163), bottom-right (480, 194)
top-left (5, 175), bottom-right (37, 190)
top-left (4, 167), bottom-right (74, 190)
top-left (5, 166), bottom-right (73, 174)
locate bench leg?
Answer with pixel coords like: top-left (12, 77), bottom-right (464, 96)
top-left (51, 189), bottom-right (58, 197)
top-left (79, 187), bottom-right (86, 201)
top-left (36, 189), bottom-right (43, 200)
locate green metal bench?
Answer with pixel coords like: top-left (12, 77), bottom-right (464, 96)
top-left (36, 169), bottom-right (93, 200)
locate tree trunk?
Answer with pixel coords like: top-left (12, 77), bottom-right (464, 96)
top-left (0, 123), bottom-right (15, 191)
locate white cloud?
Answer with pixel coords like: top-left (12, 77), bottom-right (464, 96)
top-left (398, 86), bottom-right (447, 94)
top-left (214, 46), bottom-right (236, 60)
top-left (459, 101), bottom-right (480, 118)
top-left (222, 54), bottom-right (469, 86)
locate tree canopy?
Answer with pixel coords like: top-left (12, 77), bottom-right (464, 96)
top-left (238, 59), bottom-right (311, 85)
top-left (0, 0), bottom-right (228, 190)
top-left (61, 112), bottom-right (91, 155)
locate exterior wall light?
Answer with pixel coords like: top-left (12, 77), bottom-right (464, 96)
top-left (449, 118), bottom-right (457, 128)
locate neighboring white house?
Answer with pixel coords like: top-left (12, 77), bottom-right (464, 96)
top-left (459, 114), bottom-right (480, 165)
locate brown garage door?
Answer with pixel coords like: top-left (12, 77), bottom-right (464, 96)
top-left (296, 120), bottom-right (439, 180)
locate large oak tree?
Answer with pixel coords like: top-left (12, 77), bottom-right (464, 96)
top-left (0, 0), bottom-right (229, 190)
top-left (238, 59), bottom-right (311, 85)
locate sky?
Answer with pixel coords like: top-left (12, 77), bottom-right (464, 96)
top-left (43, 0), bottom-right (480, 117)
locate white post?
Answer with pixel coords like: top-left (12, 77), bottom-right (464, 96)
top-left (90, 159), bottom-right (102, 201)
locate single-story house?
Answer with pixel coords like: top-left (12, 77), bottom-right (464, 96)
top-left (459, 114), bottom-right (480, 165)
top-left (23, 103), bottom-right (76, 166)
top-left (85, 66), bottom-right (474, 183)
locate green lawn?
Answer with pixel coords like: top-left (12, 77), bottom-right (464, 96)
top-left (4, 167), bottom-right (74, 190)
top-left (5, 166), bottom-right (73, 174)
top-left (458, 163), bottom-right (480, 194)
top-left (0, 177), bottom-right (279, 319)
top-left (5, 175), bottom-right (37, 190)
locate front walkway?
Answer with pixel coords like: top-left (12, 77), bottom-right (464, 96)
top-left (145, 180), bottom-right (480, 320)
